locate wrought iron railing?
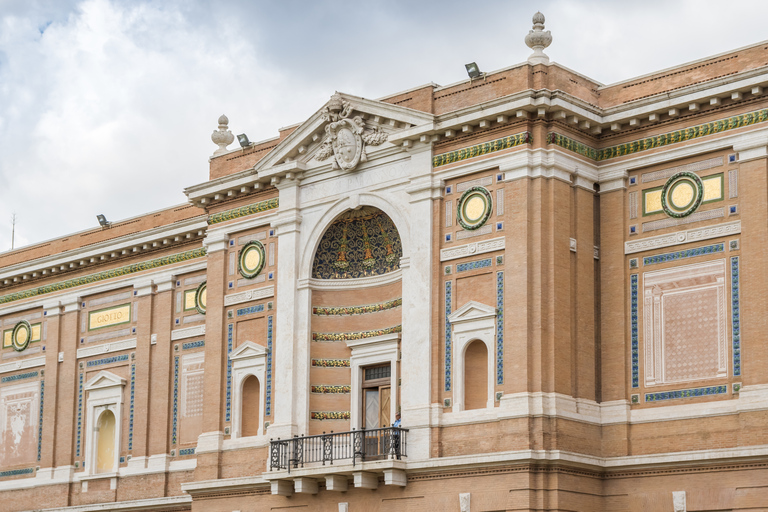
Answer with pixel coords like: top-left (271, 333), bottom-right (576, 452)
top-left (269, 426), bottom-right (408, 473)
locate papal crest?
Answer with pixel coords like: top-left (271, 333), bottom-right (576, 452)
top-left (315, 92), bottom-right (388, 171)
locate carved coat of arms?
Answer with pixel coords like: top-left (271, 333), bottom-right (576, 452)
top-left (315, 92), bottom-right (388, 171)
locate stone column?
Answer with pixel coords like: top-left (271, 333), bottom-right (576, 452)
top-left (270, 177), bottom-right (304, 439)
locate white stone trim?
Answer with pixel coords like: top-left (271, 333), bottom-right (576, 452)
top-left (440, 237), bottom-right (505, 262)
top-left (35, 495), bottom-right (192, 511)
top-left (223, 285), bottom-right (275, 307)
top-left (229, 341), bottom-right (267, 439)
top-left (624, 220), bottom-right (741, 254)
top-left (303, 270), bottom-right (403, 291)
top-left (345, 333), bottom-right (400, 428)
top-left (77, 339), bottom-right (136, 359)
top-left (83, 371), bottom-right (126, 477)
top-left (170, 325), bottom-right (206, 341)
top-left (0, 355), bottom-right (46, 374)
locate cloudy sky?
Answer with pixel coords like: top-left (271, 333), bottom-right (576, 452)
top-left (1, 0), bottom-right (767, 252)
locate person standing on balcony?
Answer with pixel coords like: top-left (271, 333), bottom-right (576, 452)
top-left (392, 412), bottom-right (402, 459)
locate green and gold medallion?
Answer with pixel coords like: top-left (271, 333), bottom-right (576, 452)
top-left (661, 172), bottom-right (704, 218)
top-left (457, 186), bottom-right (493, 230)
top-left (238, 241), bottom-right (266, 279)
top-left (195, 282), bottom-right (207, 315)
top-left (11, 320), bottom-right (32, 352)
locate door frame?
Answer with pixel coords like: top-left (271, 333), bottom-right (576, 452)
top-left (346, 332), bottom-right (399, 429)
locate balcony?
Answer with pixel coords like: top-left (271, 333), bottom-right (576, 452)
top-left (265, 427), bottom-right (409, 495)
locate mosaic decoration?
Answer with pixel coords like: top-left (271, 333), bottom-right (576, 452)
top-left (266, 315), bottom-right (273, 416)
top-left (0, 248), bottom-right (207, 306)
top-left (629, 258), bottom-right (639, 269)
top-left (194, 282), bottom-right (207, 315)
top-left (312, 298), bottom-right (402, 316)
top-left (128, 364), bottom-right (135, 451)
top-left (432, 132), bottom-right (532, 168)
top-left (548, 107), bottom-right (768, 161)
top-left (445, 280), bottom-right (452, 392)
top-left (238, 241), bottom-right (266, 279)
top-left (630, 274), bottom-right (639, 388)
top-left (76, 372), bottom-right (83, 457)
top-left (237, 304), bottom-right (264, 317)
top-left (37, 379), bottom-right (44, 462)
top-left (312, 207), bottom-right (402, 279)
top-left (645, 385), bottom-right (727, 402)
top-left (1, 371), bottom-right (38, 383)
top-left (311, 385), bottom-right (351, 394)
top-left (226, 324), bottom-right (233, 422)
top-left (311, 325), bottom-right (401, 342)
top-left (731, 256), bottom-right (741, 376)
top-left (643, 243), bottom-right (724, 266)
top-left (182, 340), bottom-right (205, 350)
top-left (86, 354), bottom-right (129, 367)
top-left (172, 356), bottom-right (179, 444)
top-left (179, 448), bottom-right (196, 456)
top-left (311, 359), bottom-right (350, 368)
top-left (457, 258), bottom-right (493, 273)
top-left (11, 320), bottom-right (32, 352)
top-left (208, 197), bottom-right (279, 225)
top-left (457, 186), bottom-right (493, 231)
top-left (0, 468), bottom-right (35, 479)
top-left (310, 411), bottom-right (351, 421)
top-left (496, 271), bottom-right (504, 385)
top-left (661, 172), bottom-right (704, 218)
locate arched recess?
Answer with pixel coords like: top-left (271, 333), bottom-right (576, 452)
top-left (241, 375), bottom-right (261, 437)
top-left (96, 410), bottom-right (116, 473)
top-left (448, 301), bottom-right (496, 412)
top-left (463, 340), bottom-right (488, 411)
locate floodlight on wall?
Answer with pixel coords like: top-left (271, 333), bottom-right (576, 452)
top-left (237, 133), bottom-right (251, 147)
top-left (465, 62), bottom-right (484, 80)
top-left (96, 214), bottom-right (111, 228)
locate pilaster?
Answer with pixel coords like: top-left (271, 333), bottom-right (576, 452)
top-left (54, 296), bottom-right (80, 468)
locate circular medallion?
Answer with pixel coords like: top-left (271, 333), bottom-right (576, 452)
top-left (661, 172), bottom-right (703, 218)
top-left (11, 320), bottom-right (32, 352)
top-left (238, 241), bottom-right (266, 279)
top-left (195, 282), bottom-right (207, 315)
top-left (457, 186), bottom-right (493, 230)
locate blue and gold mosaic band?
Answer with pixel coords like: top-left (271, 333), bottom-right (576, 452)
top-left (194, 281), bottom-right (207, 315)
top-left (661, 172), bottom-right (704, 218)
top-left (11, 320), bottom-right (32, 352)
top-left (238, 240), bottom-right (266, 279)
top-left (457, 186), bottom-right (493, 231)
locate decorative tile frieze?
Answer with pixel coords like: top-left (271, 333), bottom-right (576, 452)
top-left (236, 304), bottom-right (265, 317)
top-left (432, 132), bottom-right (532, 168)
top-left (311, 325), bottom-right (401, 342)
top-left (0, 248), bottom-right (207, 306)
top-left (645, 385), bottom-right (727, 402)
top-left (310, 411), bottom-right (351, 421)
top-left (207, 197), bottom-right (279, 225)
top-left (178, 448), bottom-right (196, 456)
top-left (223, 285), bottom-right (275, 307)
top-left (496, 271), bottom-right (504, 385)
top-left (1, 370), bottom-right (38, 383)
top-left (266, 315), bottom-right (273, 416)
top-left (624, 220), bottom-right (740, 254)
top-left (630, 274), bottom-right (639, 388)
top-left (548, 108), bottom-right (768, 161)
top-left (311, 359), bottom-right (350, 368)
top-left (0, 468), bottom-right (34, 479)
top-left (643, 243), bottom-right (724, 266)
top-left (440, 237), bottom-right (504, 262)
top-left (225, 324), bottom-right (233, 422)
top-left (445, 280), bottom-right (453, 392)
top-left (182, 340), bottom-right (205, 350)
top-left (37, 379), bottom-right (44, 462)
top-left (311, 385), bottom-right (351, 394)
top-left (86, 354), bottom-right (129, 367)
top-left (172, 356), bottom-right (179, 445)
top-left (731, 256), bottom-right (741, 376)
top-left (76, 372), bottom-right (83, 457)
top-left (312, 298), bottom-right (402, 316)
top-left (128, 364), bottom-right (135, 451)
top-left (641, 156), bottom-right (723, 184)
top-left (456, 258), bottom-right (493, 273)
top-left (642, 208), bottom-right (724, 233)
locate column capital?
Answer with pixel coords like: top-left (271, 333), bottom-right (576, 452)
top-left (203, 231), bottom-right (229, 254)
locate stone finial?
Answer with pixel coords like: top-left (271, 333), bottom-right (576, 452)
top-left (211, 114), bottom-right (234, 156)
top-left (525, 11), bottom-right (552, 65)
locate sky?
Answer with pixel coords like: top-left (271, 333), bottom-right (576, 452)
top-left (1, 0), bottom-right (768, 252)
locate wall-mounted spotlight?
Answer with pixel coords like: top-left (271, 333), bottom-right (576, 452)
top-left (465, 62), bottom-right (486, 82)
top-left (237, 133), bottom-right (251, 148)
top-left (97, 214), bottom-right (111, 228)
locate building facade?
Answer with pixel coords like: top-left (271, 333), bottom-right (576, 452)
top-left (1, 14), bottom-right (768, 512)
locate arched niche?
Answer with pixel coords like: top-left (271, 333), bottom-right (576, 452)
top-left (229, 341), bottom-right (267, 439)
top-left (84, 370), bottom-right (125, 476)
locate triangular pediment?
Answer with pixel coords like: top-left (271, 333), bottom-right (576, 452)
top-left (84, 370), bottom-right (126, 391)
top-left (253, 92), bottom-right (434, 174)
top-left (229, 340), bottom-right (267, 361)
top-left (448, 301), bottom-right (496, 324)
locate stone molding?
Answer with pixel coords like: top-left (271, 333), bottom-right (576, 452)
top-left (304, 269), bottom-right (402, 290)
top-left (440, 237), bottom-right (505, 262)
top-left (77, 338), bottom-right (137, 359)
top-left (624, 220), bottom-right (741, 254)
top-left (0, 355), bottom-right (46, 375)
top-left (223, 285), bottom-right (275, 307)
top-left (170, 325), bottom-right (206, 341)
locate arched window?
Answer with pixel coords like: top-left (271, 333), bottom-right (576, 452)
top-left (96, 410), bottom-right (116, 473)
top-left (241, 375), bottom-right (261, 437)
top-left (464, 340), bottom-right (488, 411)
